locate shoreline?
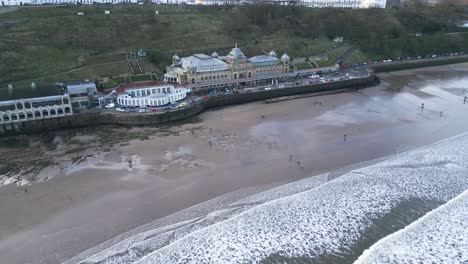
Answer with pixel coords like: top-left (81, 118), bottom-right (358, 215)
top-left (1, 63), bottom-right (468, 264)
top-left (0, 74), bottom-right (378, 137)
top-left (3, 55), bottom-right (468, 138)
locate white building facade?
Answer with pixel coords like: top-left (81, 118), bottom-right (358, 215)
top-left (192, 0), bottom-right (385, 8)
top-left (3, 0), bottom-right (384, 7)
top-left (301, 0), bottom-right (386, 8)
top-left (0, 95), bottom-right (73, 125)
top-left (2, 0), bottom-right (137, 5)
top-left (117, 84), bottom-right (188, 107)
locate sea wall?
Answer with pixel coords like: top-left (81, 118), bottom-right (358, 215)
top-left (0, 74), bottom-right (378, 137)
top-left (372, 55), bottom-right (468, 73)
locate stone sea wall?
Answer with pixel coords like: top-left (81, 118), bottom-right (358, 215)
top-left (0, 75), bottom-right (378, 137)
top-left (372, 55), bottom-right (468, 73)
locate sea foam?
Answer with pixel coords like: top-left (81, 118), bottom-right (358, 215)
top-left (355, 189), bottom-right (468, 264)
top-left (70, 133), bottom-right (468, 264)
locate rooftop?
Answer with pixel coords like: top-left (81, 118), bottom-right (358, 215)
top-left (248, 55), bottom-right (280, 64)
top-left (0, 95), bottom-right (67, 107)
top-left (63, 80), bottom-right (95, 86)
top-left (181, 55), bottom-right (228, 72)
top-left (227, 47), bottom-right (247, 60)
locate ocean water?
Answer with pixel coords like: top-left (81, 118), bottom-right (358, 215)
top-left (68, 132), bottom-right (468, 264)
top-left (356, 189), bottom-right (468, 264)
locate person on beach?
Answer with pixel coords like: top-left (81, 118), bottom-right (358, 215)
top-left (289, 154), bottom-right (293, 161)
top-left (128, 160), bottom-right (132, 168)
top-left (464, 96), bottom-right (467, 104)
top-left (260, 115), bottom-right (265, 118)
top-left (24, 188), bottom-right (27, 193)
top-left (421, 103), bottom-right (425, 111)
top-left (440, 111), bottom-right (443, 117)
top-left (344, 134), bottom-right (347, 142)
top-left (209, 128), bottom-right (212, 133)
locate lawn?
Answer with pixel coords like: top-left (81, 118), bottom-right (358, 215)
top-left (294, 62), bottom-right (312, 70)
top-left (0, 3), bottom-right (466, 86)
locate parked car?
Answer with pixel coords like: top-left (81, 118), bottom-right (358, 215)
top-left (115, 108), bottom-right (125, 112)
top-left (179, 102), bottom-right (188, 107)
top-left (278, 85), bottom-right (285, 88)
top-left (105, 103), bottom-right (115, 108)
top-left (138, 109), bottom-right (147, 113)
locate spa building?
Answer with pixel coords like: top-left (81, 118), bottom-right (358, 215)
top-left (164, 46), bottom-right (291, 92)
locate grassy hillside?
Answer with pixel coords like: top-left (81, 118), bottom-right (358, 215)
top-left (0, 3), bottom-right (467, 86)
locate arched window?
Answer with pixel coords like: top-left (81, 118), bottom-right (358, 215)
top-left (42, 110), bottom-right (49, 117)
top-left (16, 102), bottom-right (23, 110)
top-left (58, 108), bottom-right (64, 115)
top-left (24, 101), bottom-right (31, 109)
top-left (19, 112), bottom-right (26, 120)
top-left (11, 113), bottom-right (18, 120)
top-left (65, 107), bottom-right (71, 114)
top-left (63, 98), bottom-right (69, 104)
top-left (35, 111), bottom-right (41, 118)
top-left (3, 114), bottom-right (9, 122)
top-left (26, 112), bottom-right (33, 119)
top-left (50, 109), bottom-right (56, 116)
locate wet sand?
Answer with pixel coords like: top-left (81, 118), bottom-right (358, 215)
top-left (1, 63), bottom-right (468, 264)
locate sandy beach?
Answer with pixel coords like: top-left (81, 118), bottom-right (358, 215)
top-left (1, 63), bottom-right (468, 264)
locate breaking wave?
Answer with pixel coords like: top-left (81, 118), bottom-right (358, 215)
top-left (66, 133), bottom-right (468, 264)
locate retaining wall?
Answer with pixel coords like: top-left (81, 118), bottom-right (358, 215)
top-left (372, 55), bottom-right (468, 73)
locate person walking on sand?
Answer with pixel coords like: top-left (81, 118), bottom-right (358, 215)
top-left (128, 160), bottom-right (132, 168)
top-left (464, 96), bottom-right (467, 104)
top-left (209, 128), bottom-right (212, 133)
top-left (440, 111), bottom-right (443, 117)
top-left (289, 154), bottom-right (293, 161)
top-left (421, 103), bottom-right (425, 111)
top-left (344, 134), bottom-right (347, 142)
top-left (260, 115), bottom-right (265, 119)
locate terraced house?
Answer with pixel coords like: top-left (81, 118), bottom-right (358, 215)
top-left (164, 45), bottom-right (291, 92)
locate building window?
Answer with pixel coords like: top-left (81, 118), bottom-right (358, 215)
top-left (192, 78), bottom-right (195, 84)
top-left (234, 74), bottom-right (237, 79)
